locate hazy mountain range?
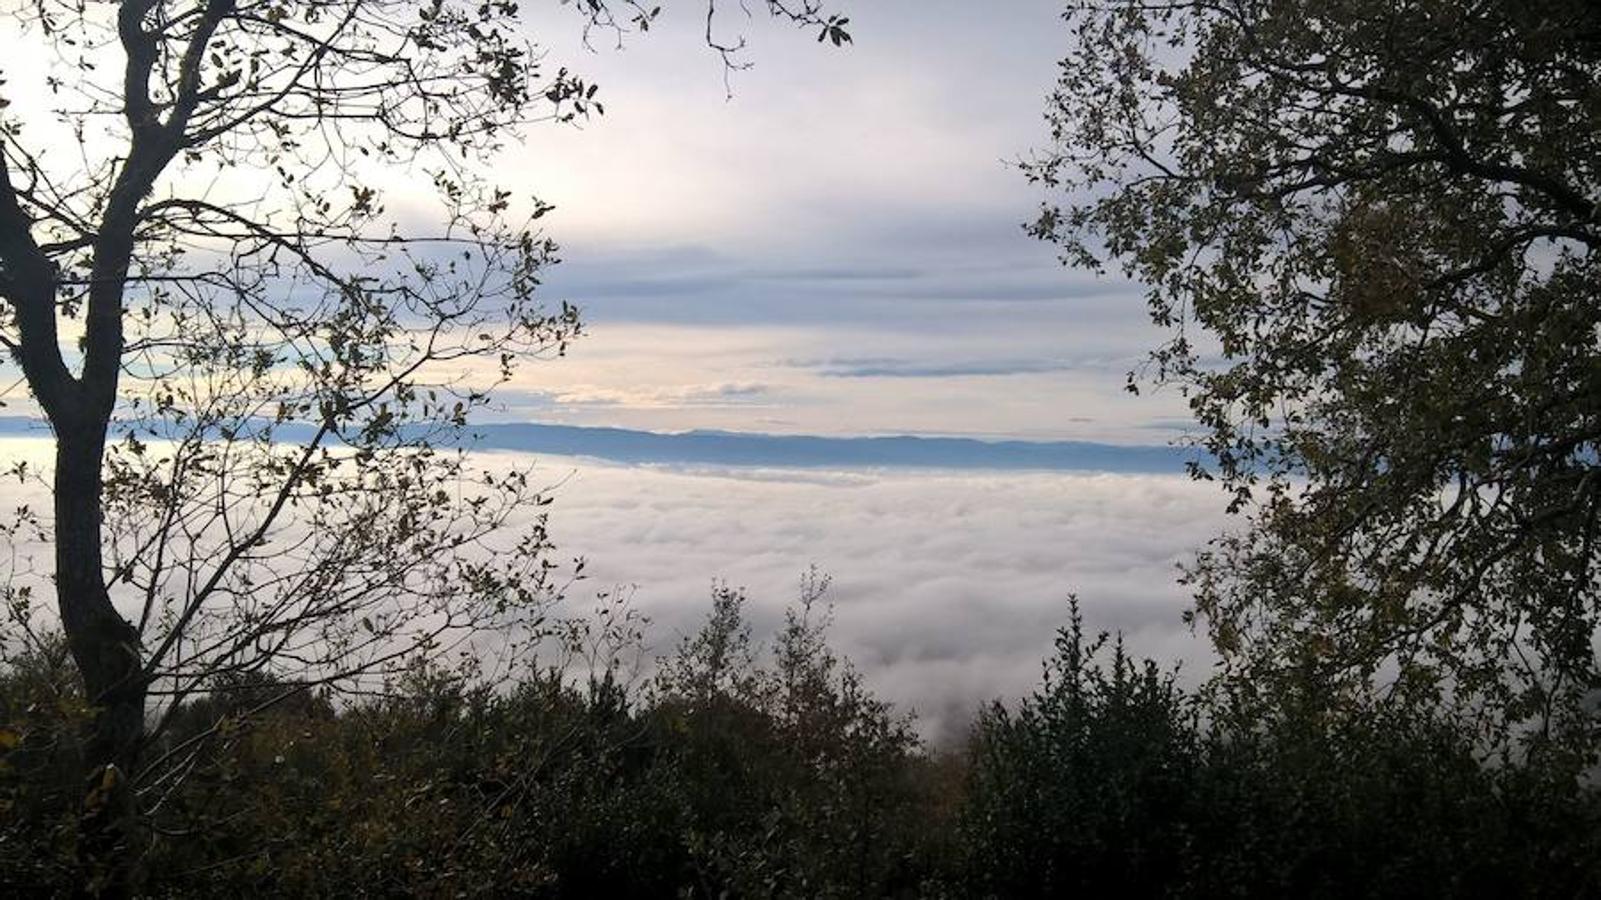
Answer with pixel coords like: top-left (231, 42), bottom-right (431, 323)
top-left (0, 418), bottom-right (1196, 474)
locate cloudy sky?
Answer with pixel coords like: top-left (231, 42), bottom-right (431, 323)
top-left (0, 1), bottom-right (1238, 740)
top-left (478, 0), bottom-right (1196, 443)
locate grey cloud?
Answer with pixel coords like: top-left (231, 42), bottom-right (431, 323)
top-left (777, 355), bottom-right (1132, 379)
top-left (753, 265), bottom-right (924, 282)
top-left (506, 0), bottom-right (1155, 355)
top-left (712, 383), bottom-right (768, 397)
top-left (483, 383), bottom-right (773, 415)
top-left (557, 274), bottom-right (736, 299)
top-left (1137, 418), bottom-right (1204, 433)
top-left (822, 360), bottom-right (1077, 378)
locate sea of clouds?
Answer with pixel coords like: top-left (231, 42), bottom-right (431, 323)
top-left (0, 436), bottom-right (1234, 743)
top-left (518, 452), bottom-right (1232, 743)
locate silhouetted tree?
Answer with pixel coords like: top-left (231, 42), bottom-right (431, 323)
top-left (1030, 0), bottom-right (1601, 756)
top-left (0, 0), bottom-right (848, 889)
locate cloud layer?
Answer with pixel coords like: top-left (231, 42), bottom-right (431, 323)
top-left (0, 432), bottom-right (1233, 743)
top-left (516, 452), bottom-right (1232, 742)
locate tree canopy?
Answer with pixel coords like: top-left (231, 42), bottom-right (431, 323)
top-left (1029, 0), bottom-right (1601, 754)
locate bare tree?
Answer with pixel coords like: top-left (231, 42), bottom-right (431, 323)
top-left (0, 0), bottom-right (847, 888)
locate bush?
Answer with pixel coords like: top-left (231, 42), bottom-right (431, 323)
top-left (957, 601), bottom-right (1601, 899)
top-left (646, 575), bottom-right (936, 898)
top-left (4, 589), bottom-right (1600, 896)
top-left (1, 577), bottom-right (938, 896)
top-left (961, 601), bottom-right (1200, 897)
top-left (0, 635), bottom-right (88, 892)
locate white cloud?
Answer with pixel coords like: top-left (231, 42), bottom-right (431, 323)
top-left (510, 451), bottom-right (1231, 741)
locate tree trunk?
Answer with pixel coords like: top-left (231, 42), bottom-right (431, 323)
top-left (54, 419), bottom-right (144, 895)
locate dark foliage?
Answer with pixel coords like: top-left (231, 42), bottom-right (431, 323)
top-left (2, 582), bottom-right (940, 897)
top-left (1027, 0), bottom-right (1601, 760)
top-left (959, 602), bottom-right (1601, 899)
top-left (5, 593), bottom-right (1599, 897)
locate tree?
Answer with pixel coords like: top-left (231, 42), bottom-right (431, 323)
top-left (962, 600), bottom-right (1198, 897)
top-left (648, 573), bottom-right (927, 898)
top-left (1029, 1), bottom-right (1601, 754)
top-left (0, 0), bottom-right (848, 888)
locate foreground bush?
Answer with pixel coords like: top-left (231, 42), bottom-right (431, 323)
top-left (2, 580), bottom-right (940, 897)
top-left (959, 604), bottom-right (1601, 898)
top-left (4, 590), bottom-right (1599, 896)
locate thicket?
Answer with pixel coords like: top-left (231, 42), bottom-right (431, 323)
top-left (3, 585), bottom-right (1598, 897)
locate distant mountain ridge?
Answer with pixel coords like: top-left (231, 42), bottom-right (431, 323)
top-left (0, 418), bottom-right (1196, 474)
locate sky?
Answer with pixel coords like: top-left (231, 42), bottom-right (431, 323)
top-left (0, 1), bottom-right (1239, 740)
top-left (473, 0), bottom-right (1196, 443)
top-left (0, 0), bottom-right (1194, 443)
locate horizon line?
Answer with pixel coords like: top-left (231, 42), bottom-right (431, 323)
top-left (0, 417), bottom-right (1199, 474)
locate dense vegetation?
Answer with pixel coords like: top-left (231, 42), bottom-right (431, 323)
top-left (1031, 0), bottom-right (1601, 758)
top-left (2, 0), bottom-right (1598, 893)
top-left (5, 583), bottom-right (1597, 897)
